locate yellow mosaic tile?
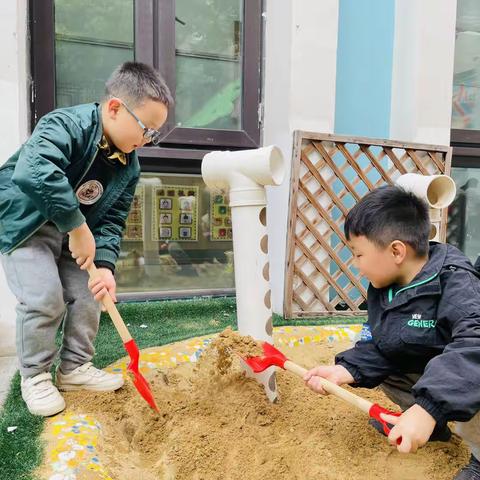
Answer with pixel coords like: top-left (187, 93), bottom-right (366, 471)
top-left (42, 413), bottom-right (113, 480)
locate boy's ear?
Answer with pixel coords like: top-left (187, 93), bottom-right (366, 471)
top-left (106, 98), bottom-right (122, 117)
top-left (390, 240), bottom-right (407, 264)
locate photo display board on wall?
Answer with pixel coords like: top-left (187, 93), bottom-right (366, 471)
top-left (152, 185), bottom-right (199, 241)
top-left (124, 185), bottom-right (144, 241)
top-left (210, 193), bottom-right (232, 241)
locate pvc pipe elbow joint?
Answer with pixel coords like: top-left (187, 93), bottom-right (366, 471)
top-left (202, 146), bottom-right (285, 206)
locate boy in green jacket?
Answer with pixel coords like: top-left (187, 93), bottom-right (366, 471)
top-left (0, 62), bottom-right (172, 416)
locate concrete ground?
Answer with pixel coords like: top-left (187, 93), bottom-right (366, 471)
top-left (0, 356), bottom-right (17, 407)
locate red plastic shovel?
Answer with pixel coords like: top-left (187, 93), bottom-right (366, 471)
top-left (88, 265), bottom-right (159, 412)
top-left (244, 341), bottom-right (401, 436)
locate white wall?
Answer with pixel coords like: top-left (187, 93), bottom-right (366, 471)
top-left (0, 0), bottom-right (29, 356)
top-left (390, 0), bottom-right (457, 145)
top-left (263, 0), bottom-right (339, 314)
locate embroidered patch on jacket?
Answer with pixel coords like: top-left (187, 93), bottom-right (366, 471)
top-left (407, 313), bottom-right (437, 328)
top-left (76, 180), bottom-right (104, 205)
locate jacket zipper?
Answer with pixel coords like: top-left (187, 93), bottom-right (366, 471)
top-left (387, 273), bottom-right (439, 303)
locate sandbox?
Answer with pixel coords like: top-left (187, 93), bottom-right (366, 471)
top-left (38, 326), bottom-right (468, 480)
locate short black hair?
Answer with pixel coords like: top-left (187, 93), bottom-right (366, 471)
top-left (105, 62), bottom-right (173, 108)
top-left (344, 185), bottom-right (430, 256)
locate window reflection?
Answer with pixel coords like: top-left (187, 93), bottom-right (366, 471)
top-left (175, 0), bottom-right (243, 130)
top-left (452, 0), bottom-right (480, 129)
top-left (116, 174), bottom-right (235, 294)
top-left (447, 167), bottom-right (480, 262)
top-left (54, 0), bottom-right (134, 107)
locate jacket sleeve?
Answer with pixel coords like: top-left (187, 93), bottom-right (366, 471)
top-left (412, 269), bottom-right (480, 424)
top-left (91, 173), bottom-right (140, 270)
top-left (12, 113), bottom-right (85, 232)
top-left (335, 338), bottom-right (400, 388)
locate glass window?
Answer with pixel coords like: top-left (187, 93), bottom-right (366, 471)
top-left (447, 166), bottom-right (480, 262)
top-left (54, 0), bottom-right (134, 107)
top-left (116, 173), bottom-right (235, 294)
top-left (452, 0), bottom-right (480, 129)
top-left (175, 0), bottom-right (243, 130)
top-left (32, 0), bottom-right (261, 147)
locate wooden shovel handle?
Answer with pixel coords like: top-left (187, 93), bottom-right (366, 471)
top-left (284, 360), bottom-right (373, 414)
top-left (87, 264), bottom-right (132, 343)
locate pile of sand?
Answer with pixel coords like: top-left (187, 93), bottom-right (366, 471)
top-left (59, 332), bottom-right (468, 480)
top-left (203, 327), bottom-right (263, 374)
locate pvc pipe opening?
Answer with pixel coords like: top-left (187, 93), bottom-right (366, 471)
top-left (259, 207), bottom-right (267, 226)
top-left (262, 263), bottom-right (270, 281)
top-left (260, 235), bottom-right (268, 254)
top-left (426, 176), bottom-right (457, 208)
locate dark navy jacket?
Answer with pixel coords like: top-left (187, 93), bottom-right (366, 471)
top-left (336, 242), bottom-right (480, 424)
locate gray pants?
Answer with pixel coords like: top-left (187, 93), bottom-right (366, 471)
top-left (1, 224), bottom-right (100, 378)
top-left (381, 374), bottom-right (480, 459)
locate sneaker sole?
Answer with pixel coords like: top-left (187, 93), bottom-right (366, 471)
top-left (57, 381), bottom-right (124, 392)
top-left (25, 399), bottom-right (66, 417)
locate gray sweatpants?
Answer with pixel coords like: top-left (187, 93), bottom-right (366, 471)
top-left (381, 374), bottom-right (480, 459)
top-left (1, 223), bottom-right (100, 378)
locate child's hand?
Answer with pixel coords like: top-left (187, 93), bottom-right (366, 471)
top-left (88, 267), bottom-right (117, 311)
top-left (380, 404), bottom-right (436, 453)
top-left (68, 223), bottom-right (96, 270)
top-left (303, 365), bottom-right (354, 394)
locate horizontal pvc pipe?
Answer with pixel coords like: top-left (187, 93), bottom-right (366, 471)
top-left (202, 145), bottom-right (285, 191)
top-left (395, 173), bottom-right (456, 209)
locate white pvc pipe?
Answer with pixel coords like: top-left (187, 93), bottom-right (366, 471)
top-left (202, 146), bottom-right (285, 402)
top-left (429, 208), bottom-right (441, 241)
top-left (395, 173), bottom-right (456, 242)
top-left (395, 173), bottom-right (456, 209)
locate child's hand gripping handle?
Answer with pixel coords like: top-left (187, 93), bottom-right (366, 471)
top-left (87, 264), bottom-right (132, 344)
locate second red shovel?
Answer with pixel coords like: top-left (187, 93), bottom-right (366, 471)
top-left (243, 341), bottom-right (400, 436)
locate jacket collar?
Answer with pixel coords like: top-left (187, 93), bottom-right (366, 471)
top-left (95, 103), bottom-right (133, 166)
top-left (381, 242), bottom-right (448, 310)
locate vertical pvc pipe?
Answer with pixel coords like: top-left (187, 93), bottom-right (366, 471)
top-left (230, 197), bottom-right (277, 400)
top-left (202, 146), bottom-right (285, 402)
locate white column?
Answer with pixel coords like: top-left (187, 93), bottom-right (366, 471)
top-left (390, 0), bottom-right (457, 145)
top-left (263, 0), bottom-right (339, 314)
top-left (0, 0), bottom-right (29, 356)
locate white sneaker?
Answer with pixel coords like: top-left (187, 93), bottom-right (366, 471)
top-left (21, 372), bottom-right (66, 417)
top-left (56, 362), bottom-right (124, 392)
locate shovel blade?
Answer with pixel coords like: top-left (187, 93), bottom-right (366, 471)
top-left (124, 339), bottom-right (159, 412)
top-left (243, 341), bottom-right (287, 373)
top-left (128, 364), bottom-right (160, 412)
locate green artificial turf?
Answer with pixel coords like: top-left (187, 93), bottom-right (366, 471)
top-left (0, 297), bottom-right (365, 479)
top-left (92, 297), bottom-right (239, 368)
top-left (0, 373), bottom-right (45, 480)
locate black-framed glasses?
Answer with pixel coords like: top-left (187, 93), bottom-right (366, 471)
top-left (122, 101), bottom-right (163, 145)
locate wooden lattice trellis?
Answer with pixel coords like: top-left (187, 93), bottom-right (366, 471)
top-left (284, 132), bottom-right (453, 318)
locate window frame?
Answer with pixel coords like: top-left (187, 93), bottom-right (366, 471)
top-left (451, 130), bottom-right (480, 168)
top-left (29, 0), bottom-right (263, 154)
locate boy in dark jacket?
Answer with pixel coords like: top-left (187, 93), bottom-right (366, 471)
top-left (304, 185), bottom-right (480, 480)
top-left (0, 62), bottom-right (172, 416)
